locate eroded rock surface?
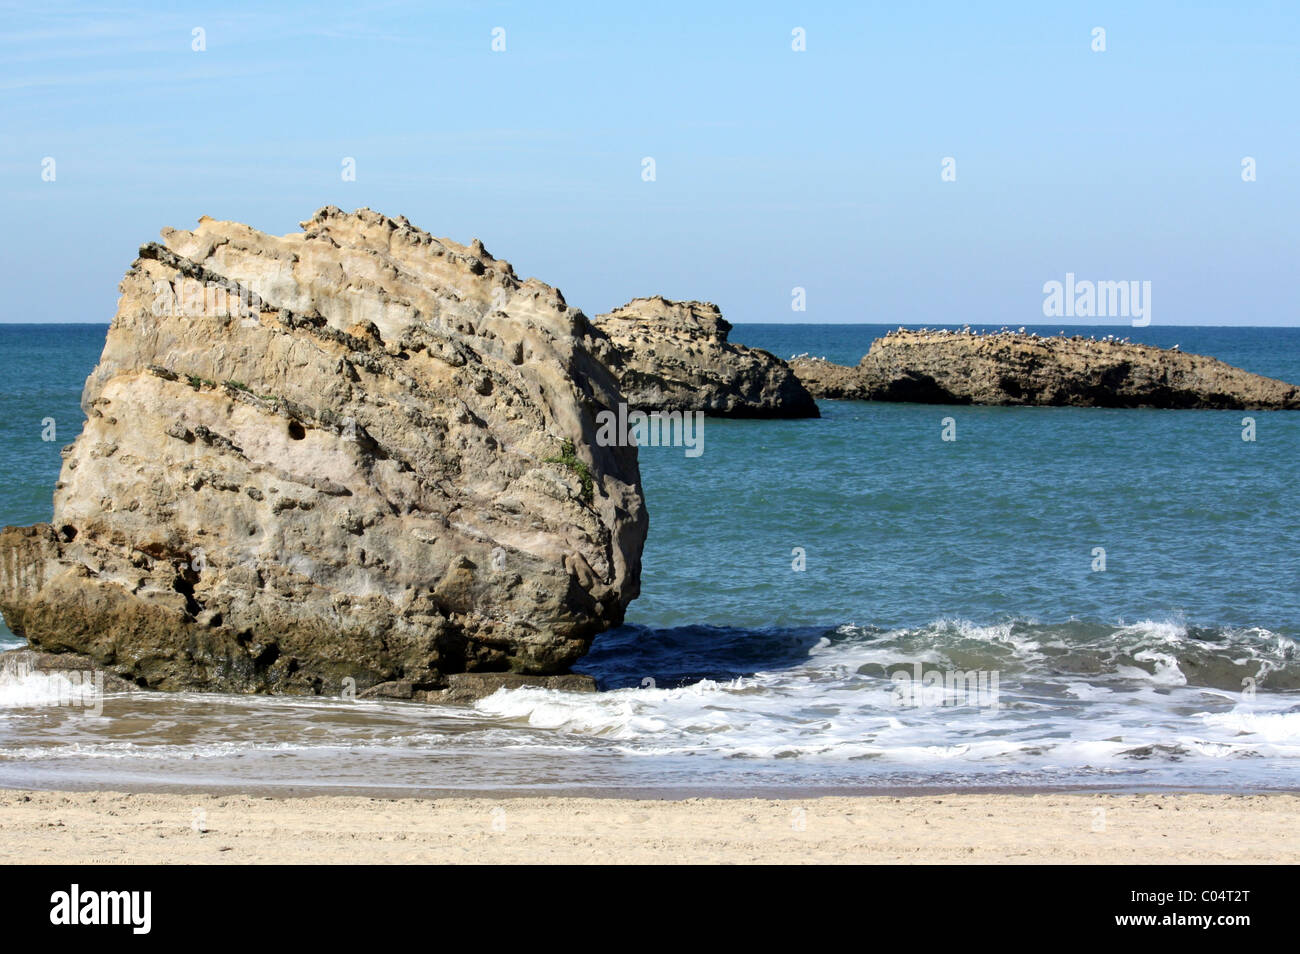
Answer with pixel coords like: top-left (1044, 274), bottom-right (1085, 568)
top-left (0, 208), bottom-right (647, 697)
top-left (593, 297), bottom-right (818, 417)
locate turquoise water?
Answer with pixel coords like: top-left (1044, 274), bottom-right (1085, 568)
top-left (1, 323), bottom-right (1298, 793)
top-left (618, 398), bottom-right (1297, 637)
top-left (608, 322), bottom-right (1300, 642)
top-left (0, 325), bottom-right (99, 538)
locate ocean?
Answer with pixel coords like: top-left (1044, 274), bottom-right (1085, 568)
top-left (1, 322), bottom-right (1298, 794)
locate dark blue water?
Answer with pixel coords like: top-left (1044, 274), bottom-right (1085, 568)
top-left (1, 323), bottom-right (1298, 793)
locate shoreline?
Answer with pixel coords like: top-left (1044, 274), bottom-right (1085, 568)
top-left (3, 789), bottom-right (1296, 864)
top-left (4, 779), bottom-right (1300, 800)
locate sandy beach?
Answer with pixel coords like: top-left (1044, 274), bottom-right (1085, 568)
top-left (1, 789), bottom-right (1296, 864)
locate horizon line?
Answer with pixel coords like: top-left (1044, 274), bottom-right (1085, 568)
top-left (3, 320), bottom-right (1299, 330)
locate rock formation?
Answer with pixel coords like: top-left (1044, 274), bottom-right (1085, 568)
top-left (791, 330), bottom-right (1300, 409)
top-left (0, 208), bottom-right (648, 698)
top-left (593, 297), bottom-right (819, 417)
top-left (787, 355), bottom-right (870, 400)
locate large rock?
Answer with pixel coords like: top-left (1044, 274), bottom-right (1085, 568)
top-left (593, 297), bottom-right (819, 417)
top-left (792, 330), bottom-right (1300, 409)
top-left (0, 208), bottom-right (648, 696)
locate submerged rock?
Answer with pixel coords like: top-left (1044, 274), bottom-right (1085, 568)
top-left (593, 297), bottom-right (819, 417)
top-left (0, 208), bottom-right (647, 697)
top-left (792, 330), bottom-right (1300, 409)
top-left (361, 671), bottom-right (597, 704)
top-left (0, 647), bottom-right (138, 694)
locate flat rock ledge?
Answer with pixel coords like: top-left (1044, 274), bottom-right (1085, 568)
top-left (791, 330), bottom-right (1300, 409)
top-left (0, 208), bottom-right (648, 699)
top-left (0, 648), bottom-right (590, 705)
top-left (787, 355), bottom-right (871, 400)
top-left (594, 297), bottom-right (819, 417)
top-left (0, 648), bottom-right (138, 693)
top-left (361, 671), bottom-right (597, 704)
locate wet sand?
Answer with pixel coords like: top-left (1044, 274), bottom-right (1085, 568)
top-left (1, 789), bottom-right (1296, 864)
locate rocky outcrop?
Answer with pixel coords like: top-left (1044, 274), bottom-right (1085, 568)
top-left (791, 330), bottom-right (1300, 409)
top-left (0, 208), bottom-right (648, 698)
top-left (593, 297), bottom-right (819, 417)
top-left (787, 355), bottom-right (870, 400)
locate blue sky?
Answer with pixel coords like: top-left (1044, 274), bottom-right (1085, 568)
top-left (1, 1), bottom-right (1296, 325)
